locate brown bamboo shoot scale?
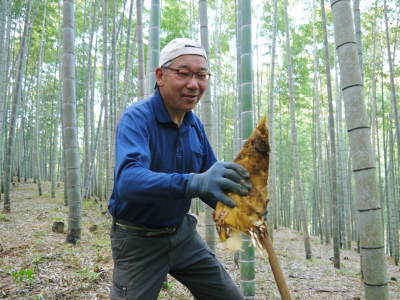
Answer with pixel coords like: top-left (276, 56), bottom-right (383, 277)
top-left (213, 117), bottom-right (291, 300)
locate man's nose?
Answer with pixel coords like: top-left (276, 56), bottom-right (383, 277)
top-left (186, 74), bottom-right (199, 89)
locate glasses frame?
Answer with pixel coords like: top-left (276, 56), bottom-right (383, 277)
top-left (162, 66), bottom-right (211, 81)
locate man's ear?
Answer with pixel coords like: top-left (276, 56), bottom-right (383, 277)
top-left (155, 67), bottom-right (164, 87)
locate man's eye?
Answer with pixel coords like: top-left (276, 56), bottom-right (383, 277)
top-left (196, 73), bottom-right (207, 79)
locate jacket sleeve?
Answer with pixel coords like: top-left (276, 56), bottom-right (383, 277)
top-left (114, 112), bottom-right (190, 204)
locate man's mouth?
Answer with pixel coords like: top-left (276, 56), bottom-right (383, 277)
top-left (182, 94), bottom-right (198, 99)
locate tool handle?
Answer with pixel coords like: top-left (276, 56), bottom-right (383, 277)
top-left (260, 233), bottom-right (292, 300)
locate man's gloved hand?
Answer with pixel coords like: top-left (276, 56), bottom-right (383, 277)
top-left (186, 162), bottom-right (252, 208)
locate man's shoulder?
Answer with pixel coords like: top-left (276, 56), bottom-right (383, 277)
top-left (121, 97), bottom-right (154, 123)
top-left (116, 98), bottom-right (156, 133)
top-left (125, 97), bottom-right (153, 115)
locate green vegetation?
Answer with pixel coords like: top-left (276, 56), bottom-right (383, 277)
top-left (32, 254), bottom-right (53, 265)
top-left (74, 266), bottom-right (101, 282)
top-left (336, 265), bottom-right (359, 277)
top-left (11, 268), bottom-right (35, 285)
top-left (0, 213), bottom-right (11, 222)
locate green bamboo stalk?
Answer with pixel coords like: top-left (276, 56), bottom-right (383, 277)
top-left (330, 0), bottom-right (388, 298)
top-left (238, 0), bottom-right (255, 298)
top-left (62, 0), bottom-right (82, 244)
top-left (199, 0), bottom-right (216, 252)
top-left (3, 0), bottom-right (32, 212)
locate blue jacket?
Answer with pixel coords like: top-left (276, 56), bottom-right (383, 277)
top-left (108, 89), bottom-right (217, 228)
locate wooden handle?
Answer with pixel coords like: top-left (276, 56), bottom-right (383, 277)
top-left (260, 232), bottom-right (292, 300)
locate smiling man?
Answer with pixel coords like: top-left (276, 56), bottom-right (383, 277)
top-left (108, 38), bottom-right (250, 299)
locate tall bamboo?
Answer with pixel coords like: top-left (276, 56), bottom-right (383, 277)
top-left (199, 0), bottom-right (216, 252)
top-left (62, 0), bottom-right (82, 244)
top-left (383, 0), bottom-right (400, 198)
top-left (267, 0), bottom-right (278, 236)
top-left (387, 104), bottom-right (399, 264)
top-left (283, 0), bottom-right (312, 259)
top-left (330, 0), bottom-right (388, 298)
top-left (147, 0), bottom-right (160, 95)
top-left (238, 1), bottom-right (255, 297)
top-left (334, 55), bottom-right (351, 249)
top-left (352, 0), bottom-right (363, 79)
top-left (34, 1), bottom-right (48, 197)
top-left (120, 0), bottom-right (136, 116)
top-left (233, 0), bottom-right (242, 269)
top-left (320, 0), bottom-right (339, 268)
top-left (84, 103), bottom-right (104, 199)
top-left (102, 0), bottom-right (110, 200)
top-left (3, 0), bottom-right (32, 212)
top-left (136, 0), bottom-right (145, 100)
top-left (50, 79), bottom-right (60, 198)
top-left (0, 0), bottom-right (9, 196)
top-left (369, 2), bottom-right (384, 231)
top-left (311, 0), bottom-right (324, 242)
top-left (214, 2), bottom-right (222, 158)
top-left (89, 36), bottom-right (98, 198)
top-left (83, 0), bottom-right (97, 194)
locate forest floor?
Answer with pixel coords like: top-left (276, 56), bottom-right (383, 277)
top-left (0, 182), bottom-right (399, 300)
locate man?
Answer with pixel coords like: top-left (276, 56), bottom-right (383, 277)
top-left (108, 38), bottom-right (251, 299)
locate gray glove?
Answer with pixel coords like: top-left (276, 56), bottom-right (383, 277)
top-left (264, 210), bottom-right (268, 221)
top-left (186, 162), bottom-right (251, 208)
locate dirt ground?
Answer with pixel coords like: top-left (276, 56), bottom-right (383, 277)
top-left (0, 182), bottom-right (399, 299)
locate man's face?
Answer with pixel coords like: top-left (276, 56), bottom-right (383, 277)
top-left (156, 55), bottom-right (209, 114)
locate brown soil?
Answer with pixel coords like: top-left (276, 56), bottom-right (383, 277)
top-left (0, 182), bottom-right (399, 299)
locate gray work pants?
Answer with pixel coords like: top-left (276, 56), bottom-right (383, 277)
top-left (110, 214), bottom-right (243, 300)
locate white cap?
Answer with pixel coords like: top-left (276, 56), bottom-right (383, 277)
top-left (158, 38), bottom-right (207, 67)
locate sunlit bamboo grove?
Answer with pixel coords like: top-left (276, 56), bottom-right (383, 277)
top-left (0, 0), bottom-right (399, 298)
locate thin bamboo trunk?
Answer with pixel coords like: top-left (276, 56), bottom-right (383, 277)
top-left (383, 0), bottom-right (400, 204)
top-left (108, 0), bottom-right (118, 199)
top-left (320, 0), bottom-right (339, 268)
top-left (199, 0), bottom-right (216, 253)
top-left (0, 0), bottom-right (9, 188)
top-left (353, 0), bottom-right (363, 79)
top-left (102, 0), bottom-right (110, 199)
top-left (283, 0), bottom-right (312, 259)
top-left (120, 0), bottom-right (136, 115)
top-left (83, 0), bottom-right (97, 194)
top-left (136, 0), bottom-right (145, 100)
top-left (34, 1), bottom-right (48, 197)
top-left (232, 0), bottom-right (242, 267)
top-left (3, 0), bottom-right (32, 212)
top-left (89, 36), bottom-right (98, 198)
top-left (147, 0), bottom-right (160, 94)
top-left (388, 105), bottom-right (399, 265)
top-left (369, 3), bottom-right (385, 237)
top-left (57, 0), bottom-right (68, 206)
top-left (50, 81), bottom-right (59, 198)
top-left (382, 96), bottom-right (391, 256)
top-left (84, 104), bottom-right (104, 199)
top-left (267, 0), bottom-right (278, 235)
top-left (311, 0), bottom-right (324, 242)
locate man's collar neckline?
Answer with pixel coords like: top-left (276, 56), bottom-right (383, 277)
top-left (153, 88), bottom-right (195, 127)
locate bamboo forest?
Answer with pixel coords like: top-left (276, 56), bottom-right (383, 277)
top-left (0, 0), bottom-right (400, 299)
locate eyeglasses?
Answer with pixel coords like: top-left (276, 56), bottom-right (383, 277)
top-left (163, 67), bottom-right (211, 81)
